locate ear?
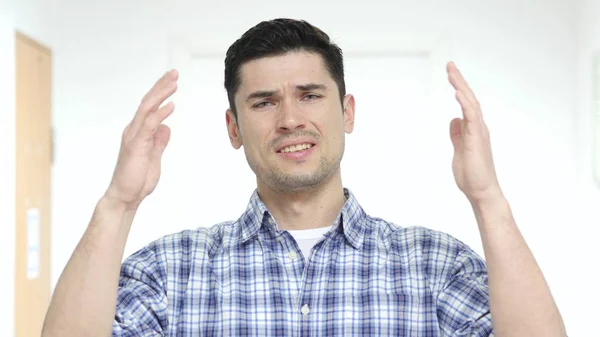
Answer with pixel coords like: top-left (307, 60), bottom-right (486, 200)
top-left (342, 94), bottom-right (356, 134)
top-left (226, 109), bottom-right (243, 149)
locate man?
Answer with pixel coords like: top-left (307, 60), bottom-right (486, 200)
top-left (42, 19), bottom-right (566, 336)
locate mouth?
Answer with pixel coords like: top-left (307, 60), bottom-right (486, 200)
top-left (276, 143), bottom-right (315, 154)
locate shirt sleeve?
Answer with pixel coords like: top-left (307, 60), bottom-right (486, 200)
top-left (436, 242), bottom-right (494, 337)
top-left (112, 243), bottom-right (169, 337)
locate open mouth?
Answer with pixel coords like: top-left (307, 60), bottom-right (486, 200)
top-left (277, 143), bottom-right (315, 153)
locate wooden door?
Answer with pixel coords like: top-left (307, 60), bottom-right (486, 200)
top-left (15, 31), bottom-right (52, 337)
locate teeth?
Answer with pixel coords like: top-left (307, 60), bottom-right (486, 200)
top-left (281, 143), bottom-right (313, 153)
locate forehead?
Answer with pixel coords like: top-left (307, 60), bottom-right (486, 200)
top-left (237, 51), bottom-right (333, 93)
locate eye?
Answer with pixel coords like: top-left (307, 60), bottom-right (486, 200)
top-left (303, 94), bottom-right (321, 101)
top-left (253, 101), bottom-right (274, 109)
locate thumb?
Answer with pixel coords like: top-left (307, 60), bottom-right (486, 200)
top-left (449, 118), bottom-right (463, 152)
top-left (150, 124), bottom-right (171, 161)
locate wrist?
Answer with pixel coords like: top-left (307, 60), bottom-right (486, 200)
top-left (468, 186), bottom-right (505, 210)
top-left (467, 183), bottom-right (507, 213)
top-left (98, 195), bottom-right (132, 212)
top-left (470, 191), bottom-right (513, 231)
top-left (101, 187), bottom-right (141, 212)
top-left (94, 194), bottom-right (139, 229)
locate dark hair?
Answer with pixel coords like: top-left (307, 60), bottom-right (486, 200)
top-left (224, 18), bottom-right (346, 119)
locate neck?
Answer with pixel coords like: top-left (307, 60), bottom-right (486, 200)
top-left (256, 171), bottom-right (346, 231)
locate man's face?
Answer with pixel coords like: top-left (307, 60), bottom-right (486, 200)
top-left (226, 51), bottom-right (355, 193)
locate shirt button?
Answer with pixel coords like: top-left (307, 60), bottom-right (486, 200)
top-left (288, 251), bottom-right (298, 260)
top-left (301, 304), bottom-right (310, 315)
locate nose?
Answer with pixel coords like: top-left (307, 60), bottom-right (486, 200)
top-left (276, 99), bottom-right (307, 133)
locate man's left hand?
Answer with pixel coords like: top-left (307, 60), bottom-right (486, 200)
top-left (446, 62), bottom-right (503, 205)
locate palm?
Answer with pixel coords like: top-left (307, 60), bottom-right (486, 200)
top-left (111, 129), bottom-right (168, 202)
top-left (105, 70), bottom-right (177, 207)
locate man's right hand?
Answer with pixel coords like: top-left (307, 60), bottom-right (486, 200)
top-left (41, 70), bottom-right (179, 337)
top-left (104, 69), bottom-right (178, 209)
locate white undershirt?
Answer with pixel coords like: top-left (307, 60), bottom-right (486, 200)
top-left (287, 225), bottom-right (333, 261)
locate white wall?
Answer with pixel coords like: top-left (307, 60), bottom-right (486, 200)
top-left (574, 0), bottom-right (600, 332)
top-left (8, 0), bottom-right (588, 335)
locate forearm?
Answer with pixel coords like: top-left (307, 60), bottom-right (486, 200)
top-left (42, 196), bottom-right (136, 337)
top-left (472, 194), bottom-right (566, 337)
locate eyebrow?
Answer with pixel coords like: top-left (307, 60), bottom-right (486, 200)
top-left (296, 83), bottom-right (327, 91)
top-left (245, 83), bottom-right (328, 102)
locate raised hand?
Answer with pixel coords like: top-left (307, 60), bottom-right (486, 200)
top-left (447, 62), bottom-right (502, 204)
top-left (104, 69), bottom-right (178, 209)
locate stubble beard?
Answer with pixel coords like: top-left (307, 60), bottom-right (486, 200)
top-left (249, 143), bottom-right (345, 194)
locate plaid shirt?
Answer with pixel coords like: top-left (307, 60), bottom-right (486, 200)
top-left (113, 188), bottom-right (494, 336)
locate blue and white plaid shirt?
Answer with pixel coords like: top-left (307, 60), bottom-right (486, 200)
top-left (113, 188), bottom-right (494, 336)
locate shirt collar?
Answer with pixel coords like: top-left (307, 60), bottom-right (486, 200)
top-left (239, 187), bottom-right (367, 250)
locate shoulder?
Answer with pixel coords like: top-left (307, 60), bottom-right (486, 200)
top-left (368, 217), bottom-right (486, 274)
top-left (367, 218), bottom-right (488, 292)
top-left (366, 215), bottom-right (469, 256)
top-left (139, 220), bottom-right (238, 259)
top-left (120, 221), bottom-right (237, 277)
top-left (118, 221), bottom-right (239, 291)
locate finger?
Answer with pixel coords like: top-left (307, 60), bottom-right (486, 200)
top-left (449, 117), bottom-right (463, 152)
top-left (137, 101), bottom-right (175, 141)
top-left (447, 62), bottom-right (479, 106)
top-left (150, 124), bottom-right (171, 159)
top-left (455, 89), bottom-right (480, 124)
top-left (131, 69), bottom-right (179, 134)
top-left (447, 63), bottom-right (484, 125)
top-left (146, 125), bottom-right (171, 183)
